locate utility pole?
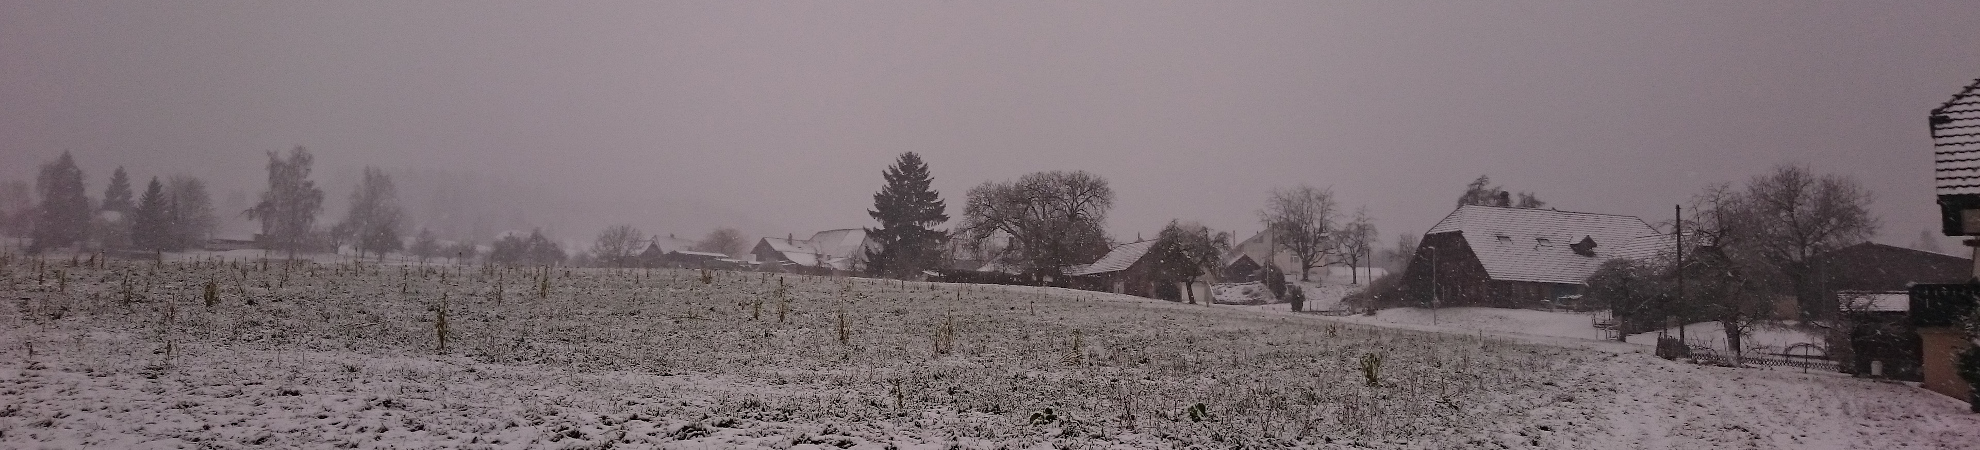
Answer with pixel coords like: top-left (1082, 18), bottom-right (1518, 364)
top-left (1675, 204), bottom-right (1685, 345)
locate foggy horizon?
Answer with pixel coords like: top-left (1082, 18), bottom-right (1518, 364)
top-left (5, 1), bottom-right (1979, 250)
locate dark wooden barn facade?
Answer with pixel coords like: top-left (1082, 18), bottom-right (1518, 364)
top-left (1399, 205), bottom-right (1662, 309)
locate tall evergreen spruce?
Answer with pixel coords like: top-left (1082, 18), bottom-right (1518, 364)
top-left (102, 167), bottom-right (133, 214)
top-left (31, 151), bottom-right (91, 252)
top-left (132, 177), bottom-right (176, 252)
top-left (166, 175), bottom-right (216, 249)
top-left (95, 166), bottom-right (137, 249)
top-left (864, 152), bottom-right (948, 279)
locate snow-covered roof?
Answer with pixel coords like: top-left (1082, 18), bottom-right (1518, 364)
top-left (1933, 78), bottom-right (1980, 195)
top-left (976, 260), bottom-right (1021, 274)
top-left (1425, 205), bottom-right (1660, 285)
top-left (1840, 291), bottom-right (1910, 312)
top-left (1069, 240), bottom-right (1158, 276)
top-left (1224, 253), bottom-right (1257, 268)
top-left (807, 229), bottom-right (869, 258)
top-left (647, 235), bottom-right (700, 254)
top-left (760, 229), bottom-right (872, 270)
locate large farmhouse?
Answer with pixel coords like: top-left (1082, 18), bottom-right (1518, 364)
top-left (752, 229), bottom-right (875, 273)
top-left (1401, 205), bottom-right (1662, 308)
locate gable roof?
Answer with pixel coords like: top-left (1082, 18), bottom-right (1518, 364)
top-left (1426, 205), bottom-right (1661, 285)
top-left (1068, 239), bottom-right (1159, 276)
top-left (645, 235), bottom-right (700, 254)
top-left (806, 229), bottom-right (870, 259)
top-left (758, 228), bottom-right (872, 270)
top-left (1224, 253), bottom-right (1258, 268)
top-left (1812, 242), bottom-right (1972, 291)
top-left (1933, 77), bottom-right (1980, 195)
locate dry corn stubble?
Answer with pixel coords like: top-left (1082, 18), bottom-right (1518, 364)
top-left (1, 258), bottom-right (1595, 447)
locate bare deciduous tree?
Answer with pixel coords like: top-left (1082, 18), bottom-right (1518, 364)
top-left (1335, 207), bottom-right (1377, 284)
top-left (410, 228), bottom-right (441, 264)
top-left (1260, 185), bottom-right (1339, 282)
top-left (0, 180), bottom-right (32, 241)
top-left (338, 167), bottom-right (406, 260)
top-left (1457, 175), bottom-right (1544, 209)
top-left (958, 170), bottom-right (1114, 282)
top-left (1150, 220), bottom-right (1230, 304)
top-left (1685, 183), bottom-right (1791, 360)
top-left (693, 227), bottom-right (747, 257)
top-left (247, 147), bottom-right (325, 259)
top-left (1738, 164), bottom-right (1878, 318)
top-left (591, 224), bottom-right (645, 267)
top-left (445, 240), bottom-right (478, 265)
top-left (1379, 232), bottom-right (1418, 275)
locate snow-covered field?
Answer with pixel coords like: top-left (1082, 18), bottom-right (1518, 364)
top-left (2, 255), bottom-right (1976, 448)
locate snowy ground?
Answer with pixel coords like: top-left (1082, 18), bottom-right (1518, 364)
top-left (1214, 279), bottom-right (1365, 312)
top-left (2, 255), bottom-right (1976, 448)
top-left (1327, 307), bottom-right (1618, 342)
top-left (1308, 306), bottom-right (1828, 358)
top-left (1628, 321), bottom-right (1830, 359)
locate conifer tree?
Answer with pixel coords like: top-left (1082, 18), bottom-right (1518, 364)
top-left (864, 152), bottom-right (948, 279)
top-left (102, 167), bottom-right (133, 214)
top-left (31, 151), bottom-right (91, 252)
top-left (132, 177), bottom-right (178, 252)
top-left (95, 167), bottom-right (136, 249)
top-left (166, 175), bottom-right (216, 249)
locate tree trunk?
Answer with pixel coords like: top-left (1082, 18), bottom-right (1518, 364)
top-left (1723, 319), bottom-right (1743, 364)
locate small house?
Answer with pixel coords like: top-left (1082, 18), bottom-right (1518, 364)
top-left (1067, 240), bottom-right (1218, 302)
top-left (1908, 284), bottom-right (1978, 402)
top-left (1812, 243), bottom-right (1970, 378)
top-left (1067, 240), bottom-right (1160, 297)
top-left (1838, 291), bottom-right (1922, 380)
top-left (1223, 254), bottom-right (1261, 283)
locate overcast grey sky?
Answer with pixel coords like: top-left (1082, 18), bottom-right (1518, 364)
top-left (3, 1), bottom-right (1977, 248)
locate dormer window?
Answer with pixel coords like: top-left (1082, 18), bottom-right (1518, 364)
top-left (1495, 233), bottom-right (1511, 243)
top-left (1570, 236), bottom-right (1598, 257)
top-left (1535, 237), bottom-right (1552, 247)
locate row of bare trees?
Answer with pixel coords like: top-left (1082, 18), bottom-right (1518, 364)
top-left (1259, 185), bottom-right (1378, 283)
top-left (1587, 164), bottom-right (1878, 357)
top-left (581, 225), bottom-right (748, 268)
